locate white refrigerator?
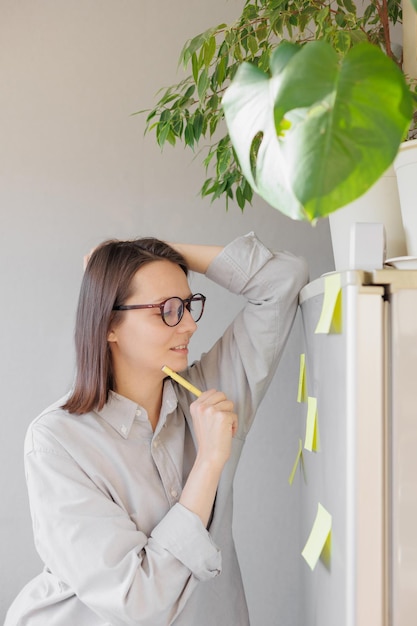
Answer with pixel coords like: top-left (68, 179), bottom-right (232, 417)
top-left (298, 268), bottom-right (417, 626)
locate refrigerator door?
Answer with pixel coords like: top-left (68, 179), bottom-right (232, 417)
top-left (299, 272), bottom-right (387, 626)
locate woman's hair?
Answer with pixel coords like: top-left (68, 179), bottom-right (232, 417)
top-left (62, 238), bottom-right (188, 415)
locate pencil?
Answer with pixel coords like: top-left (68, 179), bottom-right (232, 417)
top-left (161, 365), bottom-right (202, 397)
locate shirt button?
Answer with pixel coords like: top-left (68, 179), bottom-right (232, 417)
top-left (121, 424), bottom-right (128, 435)
top-left (153, 439), bottom-right (159, 448)
top-left (135, 409), bottom-right (142, 417)
top-left (171, 489), bottom-right (178, 498)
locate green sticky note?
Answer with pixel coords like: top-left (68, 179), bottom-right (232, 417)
top-left (304, 396), bottom-right (320, 452)
top-left (297, 353), bottom-right (308, 403)
top-left (315, 273), bottom-right (342, 334)
top-left (302, 503), bottom-right (332, 570)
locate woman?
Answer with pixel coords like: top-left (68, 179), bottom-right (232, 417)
top-left (6, 232), bottom-right (308, 625)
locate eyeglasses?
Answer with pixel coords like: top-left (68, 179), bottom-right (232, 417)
top-left (113, 293), bottom-right (206, 327)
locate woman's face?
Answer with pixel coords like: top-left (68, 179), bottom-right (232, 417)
top-left (107, 260), bottom-right (198, 383)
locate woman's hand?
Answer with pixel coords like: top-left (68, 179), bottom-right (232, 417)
top-left (190, 389), bottom-right (238, 470)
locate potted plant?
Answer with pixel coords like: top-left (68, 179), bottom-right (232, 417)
top-left (141, 0), bottom-right (417, 264)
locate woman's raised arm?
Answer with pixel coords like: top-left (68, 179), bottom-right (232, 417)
top-left (168, 242), bottom-right (224, 275)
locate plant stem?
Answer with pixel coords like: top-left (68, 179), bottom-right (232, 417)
top-left (375, 0), bottom-right (394, 60)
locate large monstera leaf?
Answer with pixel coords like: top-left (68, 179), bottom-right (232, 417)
top-left (222, 41), bottom-right (413, 222)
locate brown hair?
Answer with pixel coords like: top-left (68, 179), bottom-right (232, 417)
top-left (62, 238), bottom-right (188, 415)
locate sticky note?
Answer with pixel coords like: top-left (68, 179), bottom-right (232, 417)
top-left (297, 353), bottom-right (308, 403)
top-left (302, 503), bottom-right (332, 570)
top-left (288, 438), bottom-right (305, 485)
top-left (304, 396), bottom-right (320, 452)
top-left (315, 273), bottom-right (342, 334)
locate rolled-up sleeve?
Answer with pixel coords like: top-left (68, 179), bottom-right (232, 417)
top-left (151, 504), bottom-right (221, 581)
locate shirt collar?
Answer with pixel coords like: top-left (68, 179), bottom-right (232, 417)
top-left (96, 391), bottom-right (138, 438)
top-left (96, 383), bottom-right (179, 438)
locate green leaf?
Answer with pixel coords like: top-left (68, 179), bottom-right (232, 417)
top-left (159, 109), bottom-right (171, 123)
top-left (240, 28), bottom-right (249, 53)
top-left (216, 148), bottom-right (231, 176)
top-left (193, 110), bottom-right (204, 141)
top-left (332, 30), bottom-right (352, 54)
top-left (171, 111), bottom-right (184, 137)
top-left (335, 11), bottom-right (347, 27)
top-left (191, 53), bottom-right (199, 84)
top-left (197, 68), bottom-right (209, 100)
top-left (341, 0), bottom-right (357, 13)
top-left (204, 35), bottom-right (217, 67)
top-left (233, 42), bottom-right (243, 62)
top-left (156, 122), bottom-right (172, 147)
top-left (247, 35), bottom-right (259, 55)
top-left (316, 6), bottom-right (330, 26)
top-left (201, 177), bottom-right (218, 198)
top-left (348, 29), bottom-right (368, 44)
top-left (216, 56), bottom-right (228, 87)
top-left (203, 149), bottom-right (216, 169)
top-left (184, 121), bottom-right (195, 149)
top-left (256, 21), bottom-right (268, 42)
top-left (236, 185), bottom-right (245, 210)
top-left (208, 93), bottom-right (219, 111)
top-left (222, 40), bottom-right (413, 222)
top-left (180, 34), bottom-right (204, 67)
top-left (178, 85), bottom-right (195, 107)
top-left (242, 178), bottom-right (253, 202)
top-left (144, 110), bottom-right (157, 124)
top-left (165, 129), bottom-right (177, 146)
top-left (179, 25), bottom-right (225, 68)
top-left (209, 114), bottom-right (220, 136)
top-left (270, 41), bottom-right (300, 75)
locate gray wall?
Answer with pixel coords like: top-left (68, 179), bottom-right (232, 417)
top-left (0, 2), bottom-right (334, 624)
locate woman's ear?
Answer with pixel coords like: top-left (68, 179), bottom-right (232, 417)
top-left (107, 328), bottom-right (117, 343)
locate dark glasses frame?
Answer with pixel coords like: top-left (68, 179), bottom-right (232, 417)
top-left (112, 293), bottom-right (206, 327)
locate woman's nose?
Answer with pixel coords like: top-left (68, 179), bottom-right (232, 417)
top-left (179, 308), bottom-right (198, 332)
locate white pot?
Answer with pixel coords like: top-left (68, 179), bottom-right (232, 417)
top-left (329, 166), bottom-right (407, 271)
top-left (394, 139), bottom-right (417, 256)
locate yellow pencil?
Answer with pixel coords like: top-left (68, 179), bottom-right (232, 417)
top-left (161, 365), bottom-right (202, 397)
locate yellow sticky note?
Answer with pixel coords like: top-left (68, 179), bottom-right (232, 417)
top-left (288, 438), bottom-right (305, 486)
top-left (297, 353), bottom-right (308, 403)
top-left (302, 503), bottom-right (332, 570)
top-left (315, 273), bottom-right (342, 334)
top-left (304, 396), bottom-right (320, 452)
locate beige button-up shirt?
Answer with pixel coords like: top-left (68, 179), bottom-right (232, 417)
top-left (6, 233), bottom-right (308, 626)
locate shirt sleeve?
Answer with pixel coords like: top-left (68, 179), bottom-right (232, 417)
top-left (24, 423), bottom-right (221, 626)
top-left (185, 231), bottom-right (309, 437)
